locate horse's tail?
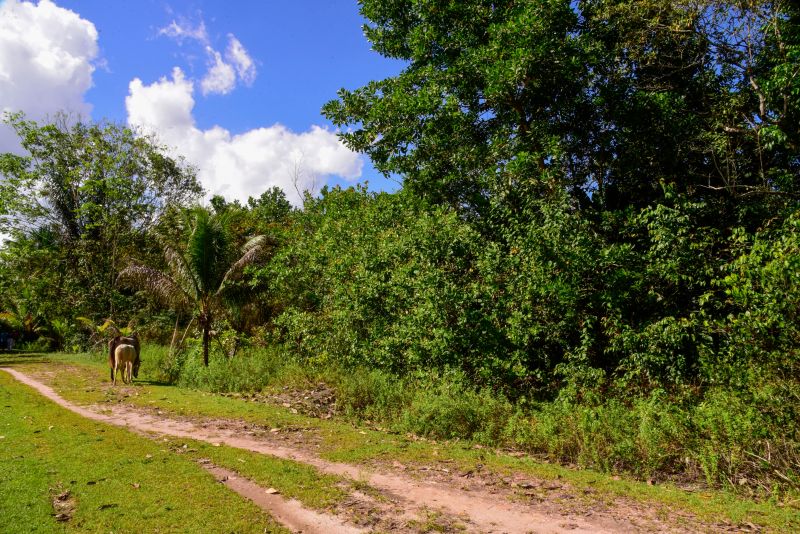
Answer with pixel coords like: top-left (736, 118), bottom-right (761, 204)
top-left (109, 336), bottom-right (119, 382)
top-left (131, 334), bottom-right (141, 378)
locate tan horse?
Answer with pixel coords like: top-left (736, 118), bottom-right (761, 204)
top-left (108, 334), bottom-right (140, 382)
top-left (112, 344), bottom-right (137, 385)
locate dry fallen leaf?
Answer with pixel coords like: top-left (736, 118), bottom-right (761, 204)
top-left (265, 488), bottom-right (279, 495)
top-left (131, 483), bottom-right (140, 489)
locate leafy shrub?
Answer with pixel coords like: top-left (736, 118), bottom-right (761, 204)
top-left (177, 345), bottom-right (289, 393)
top-left (505, 388), bottom-right (691, 478)
top-left (16, 338), bottom-right (51, 352)
top-left (398, 375), bottom-right (513, 442)
top-left (336, 367), bottom-right (412, 422)
top-left (141, 344), bottom-right (187, 384)
top-left (264, 187), bottom-right (505, 381)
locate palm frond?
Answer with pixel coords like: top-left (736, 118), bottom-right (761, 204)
top-left (0, 311), bottom-right (21, 329)
top-left (117, 261), bottom-right (192, 312)
top-left (186, 208), bottom-right (234, 294)
top-left (97, 318), bottom-right (117, 334)
top-left (163, 244), bottom-right (200, 300)
top-left (217, 235), bottom-right (270, 295)
top-left (242, 234), bottom-right (269, 255)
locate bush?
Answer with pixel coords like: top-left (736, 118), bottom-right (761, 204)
top-left (690, 388), bottom-right (800, 492)
top-left (141, 345), bottom-right (187, 385)
top-left (336, 367), bottom-right (412, 422)
top-left (177, 345), bottom-right (290, 393)
top-left (398, 372), bottom-right (513, 442)
top-left (505, 388), bottom-right (691, 478)
top-left (16, 338), bottom-right (51, 352)
top-left (136, 339), bottom-right (799, 494)
top-left (264, 188), bottom-right (508, 383)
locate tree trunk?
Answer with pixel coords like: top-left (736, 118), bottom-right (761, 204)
top-left (202, 323), bottom-right (210, 366)
top-left (177, 316), bottom-right (195, 350)
top-left (168, 315), bottom-right (180, 357)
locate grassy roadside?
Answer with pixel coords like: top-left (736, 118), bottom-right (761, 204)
top-left (0, 369), bottom-right (287, 533)
top-left (159, 437), bottom-right (350, 511)
top-left (5, 351), bottom-right (800, 532)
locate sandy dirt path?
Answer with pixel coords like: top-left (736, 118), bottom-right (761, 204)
top-left (3, 367), bottom-right (693, 533)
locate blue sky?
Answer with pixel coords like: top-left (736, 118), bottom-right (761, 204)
top-left (0, 0), bottom-right (405, 203)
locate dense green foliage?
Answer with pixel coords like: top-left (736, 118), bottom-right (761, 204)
top-left (117, 206), bottom-right (272, 365)
top-left (0, 114), bottom-right (201, 348)
top-left (1, 0), bottom-right (799, 494)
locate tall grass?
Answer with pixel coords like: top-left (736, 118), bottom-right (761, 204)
top-left (178, 345), bottom-right (291, 392)
top-left (148, 343), bottom-right (799, 497)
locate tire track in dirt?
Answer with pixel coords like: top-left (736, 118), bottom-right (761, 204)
top-left (203, 463), bottom-right (365, 534)
top-left (2, 367), bottom-right (675, 533)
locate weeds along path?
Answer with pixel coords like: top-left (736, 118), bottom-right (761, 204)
top-left (3, 367), bottom-right (685, 533)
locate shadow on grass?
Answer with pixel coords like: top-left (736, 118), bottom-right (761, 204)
top-left (0, 351), bottom-right (51, 366)
top-left (134, 378), bottom-right (175, 387)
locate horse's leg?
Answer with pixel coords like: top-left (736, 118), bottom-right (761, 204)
top-left (112, 361), bottom-right (117, 386)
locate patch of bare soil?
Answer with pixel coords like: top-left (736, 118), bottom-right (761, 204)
top-left (2, 367), bottom-right (755, 533)
top-left (50, 484), bottom-right (76, 523)
top-left (223, 383), bottom-right (338, 419)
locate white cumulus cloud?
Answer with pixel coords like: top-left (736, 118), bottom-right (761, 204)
top-left (126, 67), bottom-right (195, 132)
top-left (158, 16), bottom-right (257, 96)
top-left (225, 35), bottom-right (256, 86)
top-left (126, 68), bottom-right (363, 205)
top-left (0, 0), bottom-right (98, 151)
top-left (157, 19), bottom-right (209, 45)
top-left (200, 47), bottom-right (236, 96)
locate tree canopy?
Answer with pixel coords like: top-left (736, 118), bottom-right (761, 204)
top-left (0, 113), bottom-right (202, 342)
top-left (324, 0), bottom-right (800, 221)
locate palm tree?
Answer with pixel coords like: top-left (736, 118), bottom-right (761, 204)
top-left (118, 207), bottom-right (266, 366)
top-left (0, 287), bottom-right (46, 344)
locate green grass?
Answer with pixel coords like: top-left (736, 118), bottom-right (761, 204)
top-left (0, 369), bottom-right (288, 533)
top-left (4, 351), bottom-right (800, 532)
top-left (160, 437), bottom-right (350, 510)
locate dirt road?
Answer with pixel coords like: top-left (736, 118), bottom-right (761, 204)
top-left (2, 367), bottom-right (702, 533)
